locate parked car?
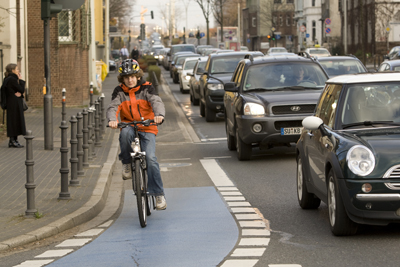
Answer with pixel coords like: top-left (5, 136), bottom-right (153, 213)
top-left (377, 59), bottom-right (400, 72)
top-left (384, 46), bottom-right (400, 60)
top-left (179, 57), bottom-right (201, 93)
top-left (169, 51), bottom-right (195, 78)
top-left (266, 47), bottom-right (288, 55)
top-left (199, 51), bottom-right (264, 122)
top-left (317, 56), bottom-right (368, 77)
top-left (304, 47), bottom-right (331, 57)
top-left (109, 59), bottom-right (116, 72)
top-left (202, 48), bottom-right (221, 56)
top-left (171, 54), bottom-right (199, 83)
top-left (240, 46), bottom-right (249, 51)
top-left (162, 48), bottom-right (171, 70)
top-left (188, 57), bottom-right (208, 105)
top-left (297, 72), bottom-right (400, 236)
top-left (196, 45), bottom-right (213, 55)
top-left (168, 44), bottom-right (196, 62)
top-left (224, 54), bottom-right (329, 160)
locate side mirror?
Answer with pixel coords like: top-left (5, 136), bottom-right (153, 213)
top-left (224, 82), bottom-right (238, 92)
top-left (302, 116), bottom-right (323, 130)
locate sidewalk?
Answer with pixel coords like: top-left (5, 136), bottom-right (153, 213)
top-left (0, 70), bottom-right (192, 252)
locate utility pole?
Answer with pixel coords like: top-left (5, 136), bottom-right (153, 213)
top-left (343, 0), bottom-right (347, 54)
top-left (41, 0), bottom-right (62, 150)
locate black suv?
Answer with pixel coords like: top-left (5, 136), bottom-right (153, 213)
top-left (224, 54), bottom-right (329, 160)
top-left (199, 51), bottom-right (264, 122)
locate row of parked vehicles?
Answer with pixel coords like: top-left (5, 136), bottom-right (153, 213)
top-left (160, 43), bottom-right (400, 237)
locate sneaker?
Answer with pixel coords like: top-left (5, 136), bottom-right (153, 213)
top-left (122, 164), bottom-right (132, 180)
top-left (156, 196), bottom-right (167, 210)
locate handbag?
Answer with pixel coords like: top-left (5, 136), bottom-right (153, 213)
top-left (22, 98), bottom-right (28, 111)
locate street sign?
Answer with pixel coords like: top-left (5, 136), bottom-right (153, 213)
top-left (271, 27), bottom-right (276, 31)
top-left (247, 38), bottom-right (250, 43)
top-left (386, 27), bottom-right (391, 32)
top-left (299, 25), bottom-right (306, 32)
top-left (325, 18), bottom-right (331, 25)
top-left (306, 33), bottom-right (310, 38)
top-left (200, 32), bottom-right (205, 38)
top-left (325, 27), bottom-right (331, 34)
top-left (275, 34), bottom-right (281, 40)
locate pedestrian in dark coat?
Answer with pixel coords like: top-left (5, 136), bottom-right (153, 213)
top-left (131, 46), bottom-right (139, 61)
top-left (3, 63), bottom-right (26, 148)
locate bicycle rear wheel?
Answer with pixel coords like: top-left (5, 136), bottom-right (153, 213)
top-left (135, 159), bottom-right (147, 227)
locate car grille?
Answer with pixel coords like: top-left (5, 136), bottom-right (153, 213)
top-left (274, 120), bottom-right (303, 131)
top-left (272, 104), bottom-right (316, 115)
top-left (384, 165), bottom-right (400, 189)
top-left (210, 96), bottom-right (224, 102)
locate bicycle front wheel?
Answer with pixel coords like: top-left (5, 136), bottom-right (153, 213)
top-left (135, 159), bottom-right (147, 227)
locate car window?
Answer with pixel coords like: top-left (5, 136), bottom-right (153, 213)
top-left (232, 63), bottom-right (244, 86)
top-left (196, 61), bottom-right (206, 75)
top-left (319, 59), bottom-right (366, 76)
top-left (210, 57), bottom-right (244, 74)
top-left (310, 49), bottom-right (329, 54)
top-left (341, 82), bottom-right (400, 125)
top-left (394, 66), bottom-right (400, 71)
top-left (171, 45), bottom-right (195, 54)
top-left (378, 63), bottom-right (387, 72)
top-left (242, 63), bottom-right (327, 91)
top-left (316, 84), bottom-right (342, 128)
top-left (184, 60), bottom-right (197, 70)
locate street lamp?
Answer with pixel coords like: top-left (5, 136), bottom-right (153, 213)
top-left (128, 17), bottom-right (133, 54)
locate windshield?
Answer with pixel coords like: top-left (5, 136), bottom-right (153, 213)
top-left (341, 83), bottom-right (400, 126)
top-left (309, 49), bottom-right (329, 54)
top-left (184, 60), bottom-right (197, 70)
top-left (177, 56), bottom-right (196, 65)
top-left (243, 63), bottom-right (327, 91)
top-left (210, 57), bottom-right (244, 74)
top-left (319, 59), bottom-right (366, 77)
top-left (171, 45), bottom-right (195, 54)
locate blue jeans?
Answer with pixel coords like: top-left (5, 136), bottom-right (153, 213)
top-left (119, 127), bottom-right (164, 196)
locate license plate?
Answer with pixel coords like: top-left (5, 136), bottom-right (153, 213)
top-left (281, 127), bottom-right (303, 135)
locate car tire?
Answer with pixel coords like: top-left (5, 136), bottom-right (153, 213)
top-left (200, 100), bottom-right (205, 117)
top-left (327, 169), bottom-right (358, 236)
top-left (205, 104), bottom-right (216, 122)
top-left (170, 70), bottom-right (173, 78)
top-left (235, 128), bottom-right (252, 161)
top-left (180, 80), bottom-right (184, 93)
top-left (226, 119), bottom-right (236, 151)
top-left (173, 74), bottom-right (179, 84)
top-left (297, 155), bottom-right (321, 209)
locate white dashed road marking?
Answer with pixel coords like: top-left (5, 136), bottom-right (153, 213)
top-left (13, 260), bottom-right (54, 267)
top-left (56, 238), bottom-right (92, 247)
top-left (35, 249), bottom-right (74, 258)
top-left (74, 228), bottom-right (104, 237)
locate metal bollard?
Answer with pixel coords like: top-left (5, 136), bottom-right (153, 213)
top-left (90, 106), bottom-right (96, 158)
top-left (101, 93), bottom-right (106, 136)
top-left (82, 109), bottom-right (90, 167)
top-left (87, 107), bottom-right (93, 161)
top-left (152, 71), bottom-right (159, 95)
top-left (97, 96), bottom-right (104, 139)
top-left (62, 88), bottom-right (66, 121)
top-left (89, 81), bottom-right (94, 107)
top-left (69, 116), bottom-right (79, 186)
top-left (76, 112), bottom-right (84, 176)
top-left (24, 130), bottom-right (36, 216)
top-left (59, 121), bottom-right (71, 200)
top-left (94, 100), bottom-right (101, 147)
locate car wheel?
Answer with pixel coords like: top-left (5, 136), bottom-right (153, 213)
top-left (173, 74), bottom-right (179, 84)
top-left (205, 104), bottom-right (216, 122)
top-left (180, 80), bottom-right (184, 93)
top-left (297, 155), bottom-right (321, 209)
top-left (170, 70), bottom-right (173, 78)
top-left (200, 100), bottom-right (205, 117)
top-left (235, 128), bottom-right (251, 161)
top-left (327, 169), bottom-right (358, 236)
top-left (226, 119), bottom-right (236, 151)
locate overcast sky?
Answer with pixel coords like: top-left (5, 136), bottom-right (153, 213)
top-left (130, 0), bottom-right (214, 33)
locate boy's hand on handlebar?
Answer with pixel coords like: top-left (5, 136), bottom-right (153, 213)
top-left (109, 121), bottom-right (119, 129)
top-left (154, 116), bottom-right (164, 124)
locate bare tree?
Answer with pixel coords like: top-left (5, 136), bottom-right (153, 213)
top-left (212, 0), bottom-right (228, 42)
top-left (375, 1), bottom-right (400, 42)
top-left (110, 0), bottom-right (135, 18)
top-left (195, 0), bottom-right (212, 44)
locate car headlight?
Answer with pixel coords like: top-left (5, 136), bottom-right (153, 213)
top-left (177, 66), bottom-right (182, 70)
top-left (207, 83), bottom-right (224, 90)
top-left (154, 56), bottom-right (159, 58)
top-left (244, 103), bottom-right (265, 115)
top-left (346, 145), bottom-right (375, 176)
top-left (185, 75), bottom-right (191, 80)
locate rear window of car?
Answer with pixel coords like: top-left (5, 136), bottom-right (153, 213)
top-left (171, 45), bottom-right (195, 55)
top-left (310, 49), bottom-right (329, 54)
top-left (319, 59), bottom-right (367, 77)
top-left (184, 60), bottom-right (197, 70)
top-left (210, 57), bottom-right (245, 74)
top-left (243, 63), bottom-right (328, 91)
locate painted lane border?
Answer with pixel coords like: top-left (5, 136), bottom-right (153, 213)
top-left (200, 159), bottom-right (301, 267)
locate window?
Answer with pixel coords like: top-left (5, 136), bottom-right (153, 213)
top-left (273, 16), bottom-right (277, 26)
top-left (58, 11), bottom-right (73, 42)
top-left (316, 84), bottom-right (342, 128)
top-left (312, 0), bottom-right (316, 6)
top-left (279, 15), bottom-right (283, 26)
top-left (286, 15), bottom-right (290, 26)
top-left (252, 17), bottom-right (256, 27)
top-left (312, 20), bottom-right (316, 42)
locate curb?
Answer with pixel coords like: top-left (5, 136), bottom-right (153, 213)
top-left (0, 132), bottom-right (120, 252)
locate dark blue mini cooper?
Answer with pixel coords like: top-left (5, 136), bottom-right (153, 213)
top-left (297, 73), bottom-right (400, 236)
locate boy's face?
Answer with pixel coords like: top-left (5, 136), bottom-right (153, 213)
top-left (123, 74), bottom-right (138, 88)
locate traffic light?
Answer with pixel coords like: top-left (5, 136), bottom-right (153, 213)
top-left (140, 23), bottom-right (146, 40)
top-left (151, 11), bottom-right (154, 19)
top-left (272, 33), bottom-right (276, 41)
top-left (196, 30), bottom-right (200, 39)
top-left (41, 0), bottom-right (62, 20)
top-left (267, 34), bottom-right (271, 40)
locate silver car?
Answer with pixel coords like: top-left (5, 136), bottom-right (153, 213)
top-left (179, 57), bottom-right (201, 93)
top-left (188, 56), bottom-right (208, 105)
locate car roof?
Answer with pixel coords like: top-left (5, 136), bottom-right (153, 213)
top-left (242, 54), bottom-right (321, 66)
top-left (327, 72), bottom-right (400, 84)
top-left (172, 44), bottom-right (195, 47)
top-left (209, 51), bottom-right (263, 58)
top-left (382, 59), bottom-right (400, 65)
top-left (184, 56), bottom-right (205, 62)
top-left (317, 56), bottom-right (359, 61)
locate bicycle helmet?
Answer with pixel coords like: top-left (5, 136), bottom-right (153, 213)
top-left (118, 59), bottom-right (140, 76)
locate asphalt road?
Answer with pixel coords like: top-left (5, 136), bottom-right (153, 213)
top-left (3, 67), bottom-right (400, 267)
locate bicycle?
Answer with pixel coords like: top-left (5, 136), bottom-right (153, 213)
top-left (109, 119), bottom-right (160, 227)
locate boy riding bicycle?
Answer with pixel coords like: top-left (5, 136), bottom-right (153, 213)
top-left (107, 59), bottom-right (167, 210)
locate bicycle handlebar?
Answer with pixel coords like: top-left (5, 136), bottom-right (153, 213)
top-left (107, 119), bottom-right (163, 128)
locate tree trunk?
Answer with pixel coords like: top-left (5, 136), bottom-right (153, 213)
top-left (220, 0), bottom-right (224, 43)
top-left (207, 19), bottom-right (210, 45)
